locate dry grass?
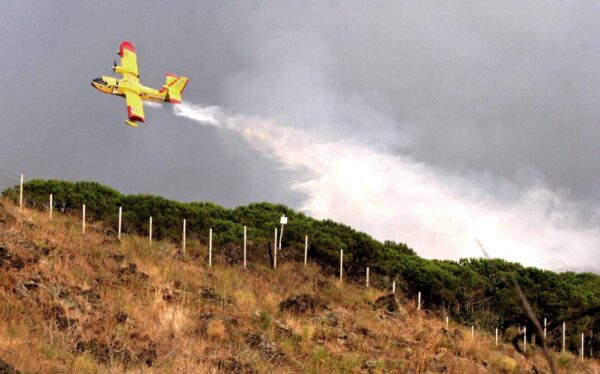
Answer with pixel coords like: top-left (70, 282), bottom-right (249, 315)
top-left (0, 199), bottom-right (598, 373)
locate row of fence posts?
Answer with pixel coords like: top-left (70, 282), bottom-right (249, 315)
top-left (472, 319), bottom-right (590, 359)
top-left (101, 204), bottom-right (302, 271)
top-left (14, 176), bottom-right (596, 360)
top-left (58, 201), bottom-right (600, 359)
top-left (62, 201), bottom-right (428, 307)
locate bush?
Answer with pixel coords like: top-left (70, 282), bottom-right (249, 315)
top-left (4, 178), bottom-right (600, 347)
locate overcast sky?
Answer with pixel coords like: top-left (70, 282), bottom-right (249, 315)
top-left (1, 1), bottom-right (600, 271)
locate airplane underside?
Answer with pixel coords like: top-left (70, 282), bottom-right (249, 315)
top-left (91, 41), bottom-right (189, 127)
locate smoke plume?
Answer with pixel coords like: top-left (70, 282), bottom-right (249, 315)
top-left (174, 103), bottom-right (600, 273)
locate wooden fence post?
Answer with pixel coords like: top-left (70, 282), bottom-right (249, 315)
top-left (581, 333), bottom-right (585, 360)
top-left (209, 228), bottom-right (213, 267)
top-left (418, 291), bottom-right (421, 311)
top-left (495, 328), bottom-right (499, 346)
top-left (49, 194), bottom-right (53, 219)
top-left (339, 249), bottom-right (343, 282)
top-left (392, 281), bottom-right (396, 294)
top-left (182, 219), bottom-right (186, 257)
top-left (366, 267), bottom-right (370, 288)
top-left (273, 228), bottom-right (278, 269)
top-left (243, 226), bottom-right (247, 269)
top-left (149, 216), bottom-right (153, 243)
top-left (279, 222), bottom-right (284, 250)
top-left (117, 206), bottom-right (122, 240)
top-left (304, 235), bottom-right (308, 267)
top-left (563, 321), bottom-right (566, 353)
top-left (82, 204), bottom-right (86, 233)
top-left (19, 174), bottom-right (23, 212)
top-left (523, 326), bottom-right (527, 353)
top-left (543, 318), bottom-right (547, 340)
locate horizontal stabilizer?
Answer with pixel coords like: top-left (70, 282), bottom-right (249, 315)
top-left (161, 74), bottom-right (189, 104)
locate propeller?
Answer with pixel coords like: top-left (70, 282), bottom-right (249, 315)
top-left (113, 59), bottom-right (117, 72)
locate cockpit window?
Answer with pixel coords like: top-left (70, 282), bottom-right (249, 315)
top-left (93, 77), bottom-right (106, 86)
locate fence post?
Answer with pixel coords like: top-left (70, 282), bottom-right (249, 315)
top-left (182, 219), bottom-right (186, 258)
top-left (543, 318), bottom-right (547, 340)
top-left (392, 281), bottom-right (396, 294)
top-left (418, 291), bottom-right (421, 311)
top-left (581, 333), bottom-right (585, 360)
top-left (366, 267), bottom-right (370, 288)
top-left (339, 249), bottom-right (343, 282)
top-left (243, 226), bottom-right (247, 269)
top-left (49, 194), bottom-right (53, 219)
top-left (563, 321), bottom-right (566, 353)
top-left (82, 204), bottom-right (86, 233)
top-left (445, 316), bottom-right (449, 329)
top-left (279, 223), bottom-right (284, 250)
top-left (149, 216), bottom-right (153, 243)
top-left (471, 325), bottom-right (474, 338)
top-left (273, 228), bottom-right (278, 269)
top-left (19, 174), bottom-right (23, 212)
top-left (495, 328), bottom-right (499, 346)
top-left (117, 206), bottom-right (122, 240)
top-left (523, 326), bottom-right (527, 353)
top-left (209, 228), bottom-right (213, 267)
top-left (304, 235), bottom-right (308, 267)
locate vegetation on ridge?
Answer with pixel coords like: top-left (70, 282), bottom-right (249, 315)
top-left (3, 179), bottom-right (600, 357)
top-left (1, 197), bottom-right (598, 372)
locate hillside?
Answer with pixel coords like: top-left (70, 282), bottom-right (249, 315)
top-left (0, 198), bottom-right (598, 372)
top-left (3, 179), bottom-right (600, 353)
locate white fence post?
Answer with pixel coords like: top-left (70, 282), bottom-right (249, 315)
top-left (304, 235), bottom-right (308, 267)
top-left (392, 281), bottom-right (396, 294)
top-left (209, 228), bottom-right (213, 267)
top-left (339, 249), bottom-right (343, 282)
top-left (182, 219), bottom-right (186, 257)
top-left (273, 228), bottom-right (278, 269)
top-left (19, 174), bottom-right (23, 212)
top-left (49, 194), bottom-right (53, 219)
top-left (149, 216), bottom-right (153, 243)
top-left (471, 325), bottom-right (474, 338)
top-left (243, 226), bottom-right (247, 269)
top-left (418, 291), bottom-right (421, 311)
top-left (563, 321), bottom-right (566, 353)
top-left (543, 318), bottom-right (547, 340)
top-left (445, 316), bottom-right (449, 329)
top-left (581, 333), bottom-right (585, 360)
top-left (523, 326), bottom-right (527, 353)
top-left (82, 204), bottom-right (86, 233)
top-left (495, 328), bottom-right (499, 346)
top-left (279, 223), bottom-right (284, 250)
top-left (117, 206), bottom-right (122, 240)
top-left (366, 267), bottom-right (370, 288)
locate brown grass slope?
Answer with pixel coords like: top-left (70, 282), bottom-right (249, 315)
top-left (0, 199), bottom-right (598, 373)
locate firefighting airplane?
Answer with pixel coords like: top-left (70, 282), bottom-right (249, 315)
top-left (91, 41), bottom-right (189, 127)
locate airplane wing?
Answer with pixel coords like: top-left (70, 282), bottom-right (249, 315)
top-left (117, 41), bottom-right (139, 82)
top-left (125, 91), bottom-right (145, 123)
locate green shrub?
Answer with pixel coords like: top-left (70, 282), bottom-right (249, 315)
top-left (4, 178), bottom-right (600, 348)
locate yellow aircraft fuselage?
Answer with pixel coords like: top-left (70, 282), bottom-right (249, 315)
top-left (91, 76), bottom-right (169, 102)
top-left (91, 41), bottom-right (188, 127)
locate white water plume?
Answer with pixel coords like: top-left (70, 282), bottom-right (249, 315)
top-left (174, 102), bottom-right (600, 272)
top-left (144, 101), bottom-right (163, 109)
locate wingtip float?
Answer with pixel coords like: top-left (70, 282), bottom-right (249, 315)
top-left (91, 41), bottom-right (189, 127)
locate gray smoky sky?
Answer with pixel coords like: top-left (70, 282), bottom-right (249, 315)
top-left (1, 1), bottom-right (600, 270)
